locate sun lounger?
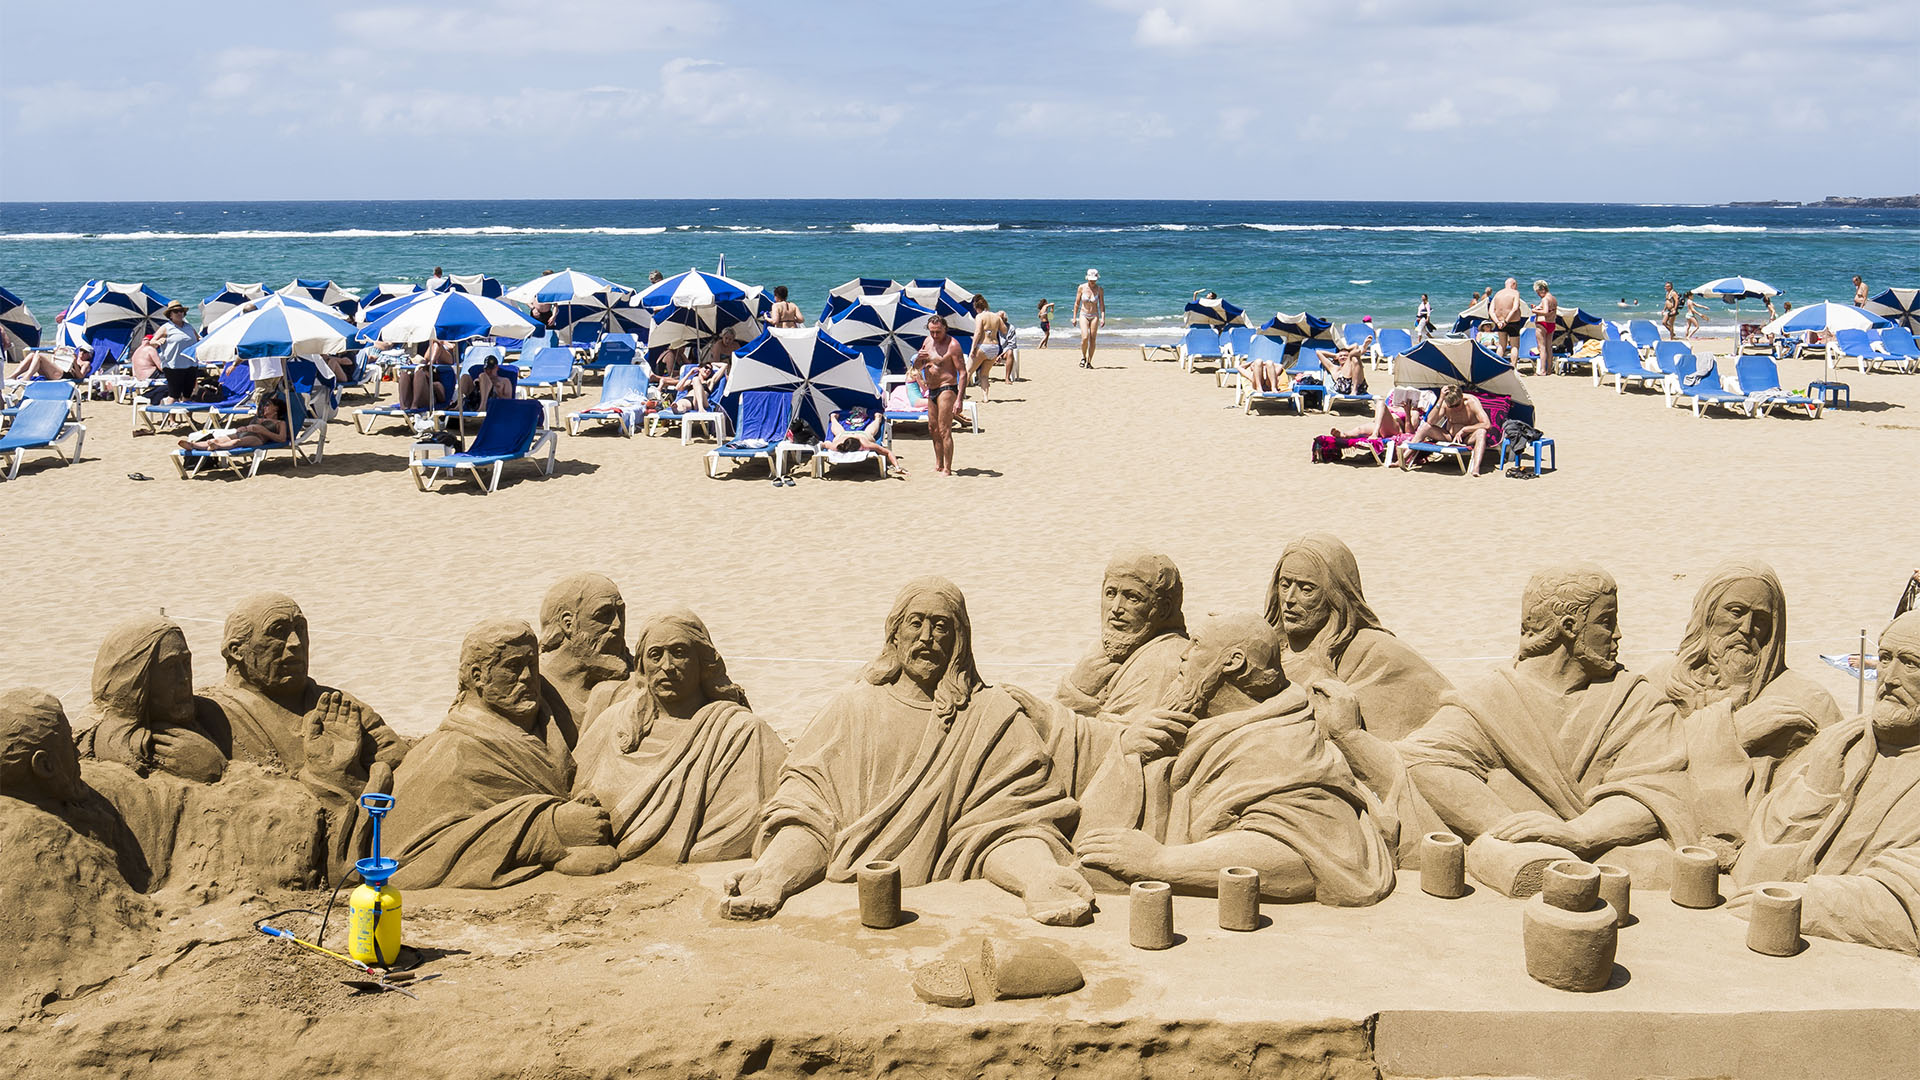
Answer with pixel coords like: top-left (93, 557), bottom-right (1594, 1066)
top-left (517, 345), bottom-right (581, 401)
top-left (356, 364), bottom-right (455, 434)
top-left (1395, 441), bottom-right (1471, 473)
top-left (1876, 327), bottom-right (1919, 373)
top-left (1235, 335), bottom-right (1304, 412)
top-left (1373, 328), bottom-right (1413, 371)
top-left (567, 323), bottom-right (602, 352)
top-left (0, 381), bottom-right (79, 431)
top-left (1676, 358), bottom-right (1750, 418)
top-left (814, 416), bottom-right (894, 478)
top-left (408, 398), bottom-right (555, 494)
top-left (0, 396), bottom-right (85, 480)
top-left (173, 389), bottom-right (326, 479)
top-left (647, 369), bottom-right (730, 443)
top-left (582, 333), bottom-right (639, 374)
top-left (705, 390), bottom-right (793, 479)
top-left (1624, 320), bottom-right (1662, 352)
top-left (884, 382), bottom-right (980, 434)
top-left (137, 363), bottom-right (251, 432)
top-left (1732, 356), bottom-right (1821, 418)
top-left (1179, 327), bottom-right (1225, 374)
top-left (1594, 340), bottom-right (1664, 394)
top-left (567, 363), bottom-right (650, 437)
top-left (1651, 342), bottom-right (1701, 406)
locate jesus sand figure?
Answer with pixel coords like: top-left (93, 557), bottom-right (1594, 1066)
top-left (721, 577), bottom-right (1092, 925)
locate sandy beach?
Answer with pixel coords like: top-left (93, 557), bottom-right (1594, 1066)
top-left (4, 340), bottom-right (1912, 739)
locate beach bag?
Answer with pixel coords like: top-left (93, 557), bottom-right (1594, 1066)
top-left (1311, 434), bottom-right (1340, 464)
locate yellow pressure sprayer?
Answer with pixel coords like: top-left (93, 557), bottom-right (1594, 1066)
top-left (347, 792), bottom-right (403, 967)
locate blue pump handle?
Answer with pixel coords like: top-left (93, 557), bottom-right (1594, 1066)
top-left (359, 792), bottom-right (395, 817)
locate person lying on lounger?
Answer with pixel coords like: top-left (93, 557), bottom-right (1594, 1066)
top-left (1320, 340), bottom-right (1370, 396)
top-left (826, 406), bottom-right (906, 476)
top-left (1239, 351), bottom-right (1290, 394)
top-left (177, 398), bottom-right (287, 452)
top-left (9, 345), bottom-right (89, 384)
top-left (1334, 387), bottom-right (1426, 442)
top-left (455, 356), bottom-right (514, 410)
top-left (1399, 385), bottom-right (1492, 476)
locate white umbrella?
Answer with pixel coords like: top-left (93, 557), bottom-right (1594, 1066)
top-left (195, 294), bottom-right (358, 366)
top-left (1761, 302), bottom-right (1895, 384)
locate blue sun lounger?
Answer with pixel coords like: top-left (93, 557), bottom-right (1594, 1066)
top-left (1179, 327), bottom-right (1225, 373)
top-left (1237, 334), bottom-right (1305, 413)
top-left (173, 389), bottom-right (326, 478)
top-left (705, 390), bottom-right (793, 479)
top-left (567, 363), bottom-right (651, 437)
top-left (1732, 356), bottom-right (1821, 418)
top-left (1, 381), bottom-right (78, 431)
top-left (517, 345), bottom-right (581, 401)
top-left (1593, 340), bottom-right (1664, 393)
top-left (356, 365), bottom-right (456, 434)
top-left (409, 398), bottom-right (555, 494)
top-left (1676, 358), bottom-right (1750, 418)
top-left (0, 396), bottom-right (85, 480)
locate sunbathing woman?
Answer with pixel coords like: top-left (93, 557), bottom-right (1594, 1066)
top-left (395, 341), bottom-right (454, 410)
top-left (178, 398), bottom-right (287, 451)
top-left (9, 346), bottom-right (89, 384)
top-left (1399, 385), bottom-right (1492, 476)
top-left (1238, 349), bottom-right (1288, 394)
top-left (1335, 386), bottom-right (1425, 441)
top-left (826, 406), bottom-right (906, 476)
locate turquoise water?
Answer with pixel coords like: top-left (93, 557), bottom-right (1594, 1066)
top-left (4, 200), bottom-right (1915, 342)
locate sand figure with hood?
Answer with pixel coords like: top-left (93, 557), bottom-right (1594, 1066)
top-left (1650, 561), bottom-right (1842, 849)
top-left (538, 572), bottom-right (632, 743)
top-left (721, 577), bottom-right (1091, 925)
top-left (74, 617), bottom-right (227, 784)
top-left (1074, 614), bottom-right (1397, 907)
top-left (198, 593), bottom-right (410, 872)
top-left (1264, 534), bottom-right (1452, 742)
top-left (572, 607), bottom-right (785, 863)
top-left (386, 619), bottom-right (619, 889)
top-left (1728, 613), bottom-right (1920, 955)
top-left (1039, 551), bottom-right (1190, 797)
top-left (1395, 565), bottom-right (1697, 861)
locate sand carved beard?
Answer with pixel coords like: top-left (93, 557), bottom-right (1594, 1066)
top-left (895, 610), bottom-right (957, 689)
top-left (565, 596), bottom-right (632, 683)
top-left (1100, 576), bottom-right (1165, 662)
top-left (1273, 555), bottom-right (1333, 647)
top-left (476, 645), bottom-right (543, 725)
top-left (1568, 594), bottom-right (1621, 678)
top-left (1703, 580), bottom-right (1775, 699)
top-left (1874, 633), bottom-right (1920, 742)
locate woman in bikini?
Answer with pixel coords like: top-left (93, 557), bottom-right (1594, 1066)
top-left (1074, 269), bottom-right (1104, 369)
top-left (1531, 280), bottom-right (1559, 375)
top-left (1036, 299), bottom-right (1053, 348)
top-left (912, 314), bottom-right (964, 475)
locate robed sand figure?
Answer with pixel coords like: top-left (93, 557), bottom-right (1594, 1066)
top-left (573, 608), bottom-right (785, 863)
top-left (73, 617), bottom-right (228, 784)
top-left (1264, 534), bottom-right (1451, 741)
top-left (387, 619), bottom-right (619, 889)
top-left (721, 577), bottom-right (1092, 925)
top-left (537, 572), bottom-right (632, 743)
top-left (1074, 614), bottom-right (1396, 906)
top-left (1648, 562), bottom-right (1842, 847)
top-left (1039, 551), bottom-right (1190, 797)
top-left (1728, 613), bottom-right (1920, 955)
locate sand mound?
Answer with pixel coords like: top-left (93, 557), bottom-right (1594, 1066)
top-left (0, 800), bottom-right (157, 1016)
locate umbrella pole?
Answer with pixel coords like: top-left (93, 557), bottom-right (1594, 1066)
top-left (1859, 627), bottom-right (1868, 717)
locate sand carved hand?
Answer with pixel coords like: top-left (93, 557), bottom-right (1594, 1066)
top-left (554, 800), bottom-right (611, 847)
top-left (1308, 678), bottom-right (1363, 739)
top-left (303, 690), bottom-right (367, 780)
top-left (1487, 810), bottom-right (1581, 849)
top-left (1733, 697), bottom-right (1818, 758)
top-left (149, 728), bottom-right (226, 783)
top-left (1121, 711), bottom-right (1191, 760)
top-left (1020, 861), bottom-right (1096, 926)
top-left (719, 866), bottom-right (785, 921)
top-left (1074, 827), bottom-right (1165, 882)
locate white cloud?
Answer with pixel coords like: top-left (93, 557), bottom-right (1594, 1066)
top-left (336, 0), bottom-right (721, 56)
top-left (1405, 99), bottom-right (1461, 132)
top-left (1134, 7), bottom-right (1198, 49)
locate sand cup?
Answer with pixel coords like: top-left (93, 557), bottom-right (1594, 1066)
top-left (857, 860), bottom-right (903, 929)
top-left (1595, 864), bottom-right (1631, 927)
top-left (1670, 846), bottom-right (1722, 909)
top-left (1746, 885), bottom-right (1803, 957)
top-left (1218, 867), bottom-right (1260, 932)
top-left (1130, 881), bottom-right (1175, 950)
top-left (1421, 832), bottom-right (1467, 898)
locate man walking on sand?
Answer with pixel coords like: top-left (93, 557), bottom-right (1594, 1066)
top-left (1490, 278), bottom-right (1526, 367)
top-left (1662, 282), bottom-right (1681, 340)
top-left (1075, 269), bottom-right (1105, 370)
top-left (912, 315), bottom-right (965, 476)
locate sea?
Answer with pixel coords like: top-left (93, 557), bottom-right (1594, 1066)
top-left (4, 200), bottom-right (1916, 342)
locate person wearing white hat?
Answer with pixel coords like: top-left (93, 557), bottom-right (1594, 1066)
top-left (1074, 269), bottom-right (1105, 369)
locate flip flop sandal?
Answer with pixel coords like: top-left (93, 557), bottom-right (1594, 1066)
top-left (127, 472), bottom-right (154, 482)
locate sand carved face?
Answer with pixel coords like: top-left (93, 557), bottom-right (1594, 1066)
top-left (231, 601), bottom-right (310, 696)
top-left (567, 584), bottom-right (631, 679)
top-left (1101, 572), bottom-right (1160, 660)
top-left (893, 606), bottom-right (957, 691)
top-left (1705, 578), bottom-right (1775, 685)
top-left (1874, 617), bottom-right (1920, 744)
top-left (473, 638), bottom-right (542, 726)
top-left (1273, 552), bottom-right (1333, 645)
top-left (1570, 593), bottom-right (1622, 679)
top-left (642, 627), bottom-right (704, 710)
top-left (148, 632), bottom-right (197, 726)
top-left (0, 690), bottom-right (83, 805)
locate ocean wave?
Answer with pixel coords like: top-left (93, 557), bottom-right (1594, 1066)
top-left (850, 223), bottom-right (1001, 233)
top-left (0, 225), bottom-right (673, 241)
top-left (1236, 223), bottom-right (1768, 234)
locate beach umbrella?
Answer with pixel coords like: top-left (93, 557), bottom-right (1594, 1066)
top-left (0, 286), bottom-right (40, 361)
top-left (1691, 276), bottom-right (1780, 338)
top-left (828, 291), bottom-right (935, 375)
top-left (1549, 306), bottom-right (1607, 355)
top-left (646, 297), bottom-right (763, 350)
top-left (1184, 296), bottom-right (1248, 329)
top-left (361, 290), bottom-right (536, 344)
top-left (361, 283), bottom-right (424, 316)
top-left (605, 294), bottom-right (655, 337)
top-left (1761, 302), bottom-right (1895, 383)
top-left (194, 294), bottom-right (359, 367)
top-left (200, 282), bottom-right (268, 330)
top-left (723, 326), bottom-right (881, 440)
top-left (1256, 311), bottom-right (1335, 345)
top-left (279, 279), bottom-right (361, 320)
top-left (903, 278), bottom-right (978, 336)
top-left (506, 269), bottom-right (631, 306)
top-left (820, 277), bottom-right (905, 323)
top-left (548, 291), bottom-right (654, 345)
top-left (638, 268), bottom-right (750, 310)
top-left (1864, 287), bottom-right (1920, 334)
top-left (1452, 296), bottom-right (1493, 336)
top-left (432, 273), bottom-right (504, 298)
top-left (1395, 338), bottom-right (1534, 425)
top-left (63, 281), bottom-right (172, 348)
top-left (203, 289), bottom-right (348, 336)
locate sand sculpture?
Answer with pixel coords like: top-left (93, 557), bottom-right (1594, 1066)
top-left (572, 607), bottom-right (785, 862)
top-left (720, 577), bottom-right (1092, 925)
top-left (1038, 551), bottom-right (1190, 798)
top-left (198, 593), bottom-right (410, 874)
top-left (912, 937), bottom-right (1085, 1009)
top-left (1073, 613), bottom-right (1396, 906)
top-left (537, 572), bottom-right (632, 743)
top-left (386, 619), bottom-right (619, 889)
top-left (1264, 534), bottom-right (1452, 742)
top-left (1522, 859), bottom-right (1618, 992)
top-left (1727, 612), bottom-right (1920, 954)
top-left (73, 617), bottom-right (228, 783)
top-left (1650, 562), bottom-right (1843, 850)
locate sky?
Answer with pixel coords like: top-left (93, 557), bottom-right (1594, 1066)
top-left (2, 0), bottom-right (1915, 203)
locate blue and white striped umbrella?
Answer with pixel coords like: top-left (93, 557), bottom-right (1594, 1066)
top-left (647, 298), bottom-right (763, 350)
top-left (903, 278), bottom-right (978, 336)
top-left (62, 281), bottom-right (173, 347)
top-left (361, 282), bottom-right (424, 316)
top-left (0, 286), bottom-right (41, 359)
top-left (204, 289), bottom-right (346, 336)
top-left (279, 278), bottom-right (361, 320)
top-left (821, 277), bottom-right (905, 323)
top-left (1549, 306), bottom-right (1607, 354)
top-left (1760, 302), bottom-right (1891, 337)
top-left (1864, 287), bottom-right (1919, 334)
top-left (1256, 311), bottom-right (1335, 345)
top-left (1692, 277), bottom-right (1780, 301)
top-left (1396, 338), bottom-right (1534, 425)
top-left (723, 326), bottom-right (881, 440)
top-left (638, 268), bottom-right (751, 310)
top-left (507, 269), bottom-right (630, 306)
top-left (430, 273), bottom-right (504, 298)
top-left (827, 291), bottom-right (934, 375)
top-left (1184, 296), bottom-right (1247, 329)
top-left (195, 294), bottom-right (359, 366)
top-left (200, 282), bottom-right (268, 330)
top-left (361, 290), bottom-right (536, 344)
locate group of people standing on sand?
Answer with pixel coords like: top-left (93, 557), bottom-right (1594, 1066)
top-left (11, 546), bottom-right (1919, 961)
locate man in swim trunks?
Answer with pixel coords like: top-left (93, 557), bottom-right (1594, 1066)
top-left (770, 286), bottom-right (803, 329)
top-left (1489, 278), bottom-right (1526, 367)
top-left (1662, 282), bottom-right (1681, 340)
top-left (1037, 299), bottom-right (1053, 348)
top-left (912, 315), bottom-right (965, 476)
top-left (1531, 279), bottom-right (1559, 376)
top-left (1402, 385), bottom-right (1493, 477)
top-left (965, 295), bottom-right (1007, 403)
top-left (1075, 269), bottom-right (1105, 370)
top-left (1853, 275), bottom-right (1868, 308)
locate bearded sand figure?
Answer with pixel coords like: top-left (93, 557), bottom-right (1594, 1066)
top-left (721, 577), bottom-right (1091, 925)
top-left (1074, 614), bottom-right (1396, 906)
top-left (1398, 565), bottom-right (1696, 861)
top-left (573, 608), bottom-right (785, 862)
top-left (1728, 613), bottom-right (1920, 954)
top-left (386, 619), bottom-right (619, 889)
top-left (197, 593), bottom-right (410, 874)
top-left (1650, 562), bottom-right (1842, 843)
top-left (1264, 534), bottom-right (1452, 741)
top-left (74, 618), bottom-right (227, 783)
top-left (1041, 551), bottom-right (1190, 796)
top-left (538, 573), bottom-right (632, 742)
